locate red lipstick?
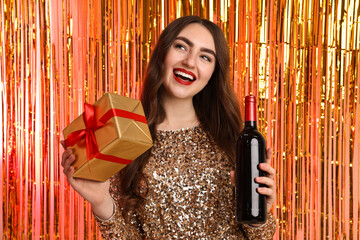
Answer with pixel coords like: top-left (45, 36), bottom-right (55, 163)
top-left (173, 68), bottom-right (197, 86)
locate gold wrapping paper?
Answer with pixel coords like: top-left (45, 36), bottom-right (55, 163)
top-left (62, 93), bottom-right (153, 181)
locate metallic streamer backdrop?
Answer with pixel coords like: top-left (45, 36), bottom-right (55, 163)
top-left (1, 0), bottom-right (359, 239)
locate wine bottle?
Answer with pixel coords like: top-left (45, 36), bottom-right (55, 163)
top-left (235, 95), bottom-right (267, 224)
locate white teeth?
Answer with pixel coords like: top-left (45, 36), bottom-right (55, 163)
top-left (174, 70), bottom-right (194, 81)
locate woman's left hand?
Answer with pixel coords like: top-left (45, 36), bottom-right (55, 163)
top-left (230, 148), bottom-right (276, 212)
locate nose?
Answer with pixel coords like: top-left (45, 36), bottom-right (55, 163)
top-left (182, 51), bottom-right (196, 68)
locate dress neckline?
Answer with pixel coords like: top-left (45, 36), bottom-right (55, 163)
top-left (155, 124), bottom-right (201, 133)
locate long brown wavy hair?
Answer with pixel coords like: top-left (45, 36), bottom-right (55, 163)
top-left (119, 15), bottom-right (243, 221)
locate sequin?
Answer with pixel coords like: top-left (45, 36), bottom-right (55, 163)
top-left (96, 126), bottom-right (276, 239)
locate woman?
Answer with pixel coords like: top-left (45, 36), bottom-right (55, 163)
top-left (62, 16), bottom-right (276, 239)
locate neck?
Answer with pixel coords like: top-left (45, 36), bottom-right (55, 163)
top-left (244, 120), bottom-right (257, 128)
top-left (157, 95), bottom-right (199, 130)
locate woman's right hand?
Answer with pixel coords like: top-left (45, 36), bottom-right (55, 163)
top-left (61, 141), bottom-right (114, 219)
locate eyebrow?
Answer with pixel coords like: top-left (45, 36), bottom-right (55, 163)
top-left (175, 36), bottom-right (216, 58)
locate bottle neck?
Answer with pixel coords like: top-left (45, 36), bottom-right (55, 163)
top-left (244, 120), bottom-right (257, 129)
top-left (244, 95), bottom-right (258, 129)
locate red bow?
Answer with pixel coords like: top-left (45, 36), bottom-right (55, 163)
top-left (64, 103), bottom-right (105, 160)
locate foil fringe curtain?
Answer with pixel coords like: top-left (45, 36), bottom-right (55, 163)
top-left (1, 0), bottom-right (359, 239)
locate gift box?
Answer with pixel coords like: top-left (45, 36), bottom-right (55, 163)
top-left (62, 93), bottom-right (153, 181)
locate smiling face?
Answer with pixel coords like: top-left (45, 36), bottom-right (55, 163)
top-left (162, 23), bottom-right (216, 101)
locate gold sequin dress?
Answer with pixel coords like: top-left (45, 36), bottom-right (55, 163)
top-left (96, 126), bottom-right (276, 239)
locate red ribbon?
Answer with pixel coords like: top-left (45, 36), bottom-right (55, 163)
top-left (64, 103), bottom-right (147, 165)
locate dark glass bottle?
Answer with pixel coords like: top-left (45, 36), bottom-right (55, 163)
top-left (235, 95), bottom-right (267, 224)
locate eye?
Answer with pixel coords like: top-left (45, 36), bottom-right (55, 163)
top-left (174, 44), bottom-right (186, 51)
top-left (201, 55), bottom-right (212, 62)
